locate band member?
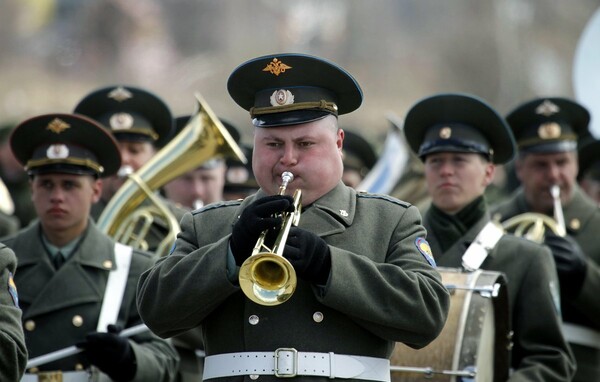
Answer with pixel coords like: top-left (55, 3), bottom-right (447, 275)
top-left (73, 85), bottom-right (186, 254)
top-left (3, 114), bottom-right (178, 381)
top-left (137, 53), bottom-right (450, 381)
top-left (403, 93), bottom-right (575, 380)
top-left (0, 243), bottom-right (27, 381)
top-left (491, 97), bottom-right (600, 382)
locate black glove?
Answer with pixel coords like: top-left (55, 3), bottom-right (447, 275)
top-left (284, 227), bottom-right (331, 285)
top-left (544, 232), bottom-right (588, 296)
top-left (77, 324), bottom-right (136, 381)
top-left (230, 195), bottom-right (294, 266)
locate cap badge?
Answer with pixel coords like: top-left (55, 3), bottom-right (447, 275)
top-left (108, 86), bottom-right (133, 102)
top-left (226, 167), bottom-right (249, 184)
top-left (110, 112), bottom-right (134, 130)
top-left (270, 89), bottom-right (295, 107)
top-left (46, 144), bottom-right (70, 159)
top-left (262, 58), bottom-right (292, 76)
top-left (46, 118), bottom-right (71, 134)
top-left (538, 122), bottom-right (561, 139)
top-left (439, 126), bottom-right (452, 139)
top-left (535, 100), bottom-right (560, 116)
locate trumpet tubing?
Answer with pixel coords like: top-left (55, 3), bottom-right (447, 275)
top-left (97, 93), bottom-right (247, 257)
top-left (239, 172), bottom-right (301, 306)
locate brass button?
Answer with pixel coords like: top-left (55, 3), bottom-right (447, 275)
top-left (29, 367), bottom-right (39, 374)
top-left (569, 218), bottom-right (581, 231)
top-left (24, 320), bottom-right (36, 331)
top-left (313, 311), bottom-right (324, 323)
top-left (72, 315), bottom-right (84, 327)
top-left (248, 315), bottom-right (259, 325)
top-left (75, 363), bottom-right (85, 371)
top-left (102, 260), bottom-right (113, 269)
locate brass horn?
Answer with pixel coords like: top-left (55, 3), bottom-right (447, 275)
top-left (500, 185), bottom-right (566, 243)
top-left (239, 172), bottom-right (301, 306)
top-left (97, 93), bottom-right (247, 257)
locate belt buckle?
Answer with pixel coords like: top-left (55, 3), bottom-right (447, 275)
top-left (274, 348), bottom-right (298, 378)
top-left (38, 371), bottom-right (63, 382)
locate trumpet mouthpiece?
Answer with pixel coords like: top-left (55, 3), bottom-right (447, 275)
top-left (281, 172), bottom-right (294, 184)
top-left (117, 165), bottom-right (134, 178)
top-left (550, 185), bottom-right (560, 198)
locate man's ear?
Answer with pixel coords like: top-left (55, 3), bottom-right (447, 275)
top-left (91, 178), bottom-right (103, 203)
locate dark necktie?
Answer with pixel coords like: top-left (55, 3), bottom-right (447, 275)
top-left (53, 252), bottom-right (65, 270)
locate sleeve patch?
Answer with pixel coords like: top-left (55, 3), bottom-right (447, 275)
top-left (415, 237), bottom-right (436, 267)
top-left (7, 272), bottom-right (19, 308)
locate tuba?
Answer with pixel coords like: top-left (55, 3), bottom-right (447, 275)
top-left (239, 172), bottom-right (302, 306)
top-left (97, 93), bottom-right (247, 257)
top-left (500, 185), bottom-right (566, 243)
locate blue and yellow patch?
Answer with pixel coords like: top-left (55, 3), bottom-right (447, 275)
top-left (7, 272), bottom-right (19, 308)
top-left (415, 237), bottom-right (436, 267)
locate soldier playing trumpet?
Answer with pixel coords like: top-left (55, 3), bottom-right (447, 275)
top-left (137, 53), bottom-right (450, 382)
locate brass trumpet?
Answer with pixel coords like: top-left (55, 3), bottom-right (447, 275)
top-left (239, 172), bottom-right (301, 306)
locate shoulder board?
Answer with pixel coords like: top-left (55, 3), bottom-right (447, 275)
top-left (357, 192), bottom-right (410, 208)
top-left (192, 199), bottom-right (242, 215)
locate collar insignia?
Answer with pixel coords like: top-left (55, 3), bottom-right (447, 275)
top-left (262, 58), bottom-right (292, 76)
top-left (46, 118), bottom-right (71, 134)
top-left (339, 209), bottom-right (348, 217)
top-left (108, 86), bottom-right (133, 102)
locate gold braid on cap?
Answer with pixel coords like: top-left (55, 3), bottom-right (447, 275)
top-left (25, 158), bottom-right (104, 174)
top-left (517, 133), bottom-right (578, 148)
top-left (250, 100), bottom-right (338, 116)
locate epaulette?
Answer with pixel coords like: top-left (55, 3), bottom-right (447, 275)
top-left (191, 199), bottom-right (243, 215)
top-left (356, 191), bottom-right (411, 208)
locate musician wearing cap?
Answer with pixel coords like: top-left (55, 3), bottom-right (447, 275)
top-left (491, 97), bottom-right (600, 382)
top-left (404, 93), bottom-right (574, 381)
top-left (73, 85), bottom-right (187, 255)
top-left (137, 53), bottom-right (450, 382)
top-left (0, 243), bottom-right (27, 381)
top-left (1, 114), bottom-right (178, 381)
top-left (163, 115), bottom-right (239, 210)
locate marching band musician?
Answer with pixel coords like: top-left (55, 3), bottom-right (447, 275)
top-left (2, 114), bottom-right (179, 381)
top-left (137, 53), bottom-right (450, 381)
top-left (73, 85), bottom-right (187, 255)
top-left (491, 97), bottom-right (600, 382)
top-left (0, 243), bottom-right (27, 381)
top-left (403, 93), bottom-right (575, 381)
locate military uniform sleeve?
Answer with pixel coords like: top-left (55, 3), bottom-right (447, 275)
top-left (507, 241), bottom-right (576, 381)
top-left (0, 245), bottom-right (27, 382)
top-left (126, 249), bottom-right (180, 382)
top-left (137, 208), bottom-right (240, 339)
top-left (320, 203), bottom-right (450, 349)
top-left (573, 258), bottom-right (600, 326)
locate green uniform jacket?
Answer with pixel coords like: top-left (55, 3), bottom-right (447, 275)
top-left (492, 186), bottom-right (600, 381)
top-left (2, 220), bottom-right (179, 381)
top-left (138, 182), bottom-right (451, 381)
top-left (0, 243), bottom-right (27, 381)
top-left (424, 211), bottom-right (575, 381)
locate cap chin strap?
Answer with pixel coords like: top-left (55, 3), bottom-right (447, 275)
top-left (251, 100), bottom-right (338, 116)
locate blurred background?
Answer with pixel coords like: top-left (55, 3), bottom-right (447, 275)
top-left (0, 0), bottom-right (599, 148)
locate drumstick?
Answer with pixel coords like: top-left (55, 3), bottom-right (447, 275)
top-left (26, 323), bottom-right (149, 369)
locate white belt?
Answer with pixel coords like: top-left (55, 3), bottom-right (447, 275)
top-left (563, 322), bottom-right (600, 349)
top-left (21, 371), bottom-right (90, 382)
top-left (203, 349), bottom-right (390, 381)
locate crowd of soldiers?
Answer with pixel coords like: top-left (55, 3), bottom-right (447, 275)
top-left (0, 52), bottom-right (599, 382)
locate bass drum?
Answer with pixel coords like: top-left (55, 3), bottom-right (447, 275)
top-left (391, 268), bottom-right (510, 382)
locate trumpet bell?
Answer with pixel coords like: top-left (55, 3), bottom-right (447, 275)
top-left (239, 252), bottom-right (297, 306)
